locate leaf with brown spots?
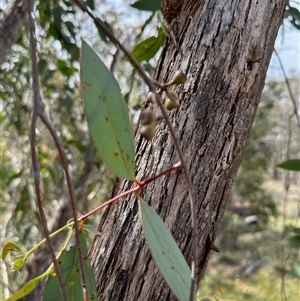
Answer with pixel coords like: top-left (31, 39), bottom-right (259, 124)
top-left (139, 198), bottom-right (191, 301)
top-left (81, 41), bottom-right (135, 180)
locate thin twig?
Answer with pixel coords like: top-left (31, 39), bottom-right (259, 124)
top-left (40, 113), bottom-right (89, 301)
top-left (274, 49), bottom-right (300, 128)
top-left (280, 114), bottom-right (293, 301)
top-left (80, 184), bottom-right (140, 221)
top-left (73, 1), bottom-right (199, 298)
top-left (139, 161), bottom-right (181, 186)
top-left (27, 1), bottom-right (68, 300)
top-left (275, 48), bottom-right (299, 300)
top-left (80, 162), bottom-right (181, 221)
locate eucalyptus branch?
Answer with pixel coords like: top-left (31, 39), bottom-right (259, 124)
top-left (5, 160), bottom-right (180, 301)
top-left (26, 0), bottom-right (67, 300)
top-left (73, 1), bottom-right (198, 298)
top-left (25, 222), bottom-right (74, 262)
top-left (274, 49), bottom-right (300, 129)
top-left (13, 161), bottom-right (180, 252)
top-left (80, 162), bottom-right (181, 221)
top-left (40, 113), bottom-right (89, 300)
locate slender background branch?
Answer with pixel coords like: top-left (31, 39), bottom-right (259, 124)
top-left (39, 113), bottom-right (89, 300)
top-left (27, 0), bottom-right (68, 300)
top-left (274, 49), bottom-right (300, 129)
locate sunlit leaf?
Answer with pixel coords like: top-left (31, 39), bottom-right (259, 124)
top-left (277, 159), bottom-right (300, 171)
top-left (81, 41), bottom-right (135, 180)
top-left (3, 275), bottom-right (44, 301)
top-left (139, 198), bottom-right (191, 301)
top-left (131, 32), bottom-right (165, 63)
top-left (1, 241), bottom-right (24, 260)
top-left (43, 232), bottom-right (97, 301)
top-left (285, 262), bottom-right (300, 280)
top-left (131, 0), bottom-right (161, 12)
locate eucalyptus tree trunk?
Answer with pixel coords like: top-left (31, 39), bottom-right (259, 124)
top-left (89, 0), bottom-right (286, 300)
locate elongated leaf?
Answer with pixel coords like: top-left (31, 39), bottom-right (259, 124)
top-left (131, 0), bottom-right (161, 12)
top-left (277, 159), bottom-right (300, 171)
top-left (81, 41), bottom-right (135, 180)
top-left (43, 232), bottom-right (97, 301)
top-left (3, 274), bottom-right (44, 301)
top-left (139, 198), bottom-right (191, 301)
top-left (131, 33), bottom-right (165, 63)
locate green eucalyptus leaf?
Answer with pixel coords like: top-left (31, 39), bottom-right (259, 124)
top-left (131, 0), bottom-right (161, 12)
top-left (139, 198), bottom-right (191, 301)
top-left (44, 232), bottom-right (97, 301)
top-left (3, 274), bottom-right (45, 301)
top-left (131, 32), bottom-right (165, 63)
top-left (81, 40), bottom-right (135, 180)
top-left (277, 159), bottom-right (300, 171)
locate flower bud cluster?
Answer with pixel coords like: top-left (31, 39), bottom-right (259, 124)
top-left (140, 70), bottom-right (187, 141)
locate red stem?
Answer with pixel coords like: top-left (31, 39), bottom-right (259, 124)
top-left (79, 162), bottom-right (181, 221)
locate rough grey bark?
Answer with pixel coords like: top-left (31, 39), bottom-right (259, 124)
top-left (88, 0), bottom-right (286, 300)
top-left (0, 0), bottom-right (27, 66)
